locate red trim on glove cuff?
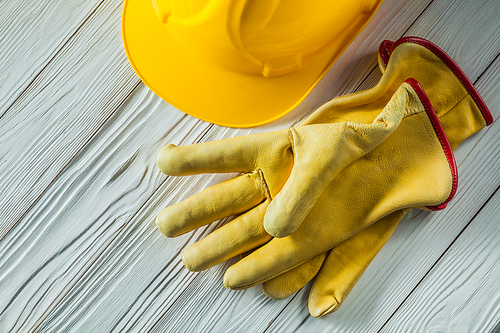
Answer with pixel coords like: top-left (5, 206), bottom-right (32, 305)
top-left (404, 78), bottom-right (458, 211)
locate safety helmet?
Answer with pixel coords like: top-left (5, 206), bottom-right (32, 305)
top-left (122, 0), bottom-right (383, 127)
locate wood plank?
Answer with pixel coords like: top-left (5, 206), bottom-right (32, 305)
top-left (0, 85), bottom-right (209, 332)
top-left (379, 188), bottom-right (500, 332)
top-left (33, 172), bottom-right (244, 333)
top-left (0, 0), bottom-right (142, 238)
top-left (32, 0), bottom-right (500, 332)
top-left (13, 0), bottom-right (436, 332)
top-left (2, 0), bottom-right (496, 327)
top-left (0, 0), bottom-right (102, 117)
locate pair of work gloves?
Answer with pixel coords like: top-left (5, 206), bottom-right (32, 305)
top-left (155, 37), bottom-right (493, 318)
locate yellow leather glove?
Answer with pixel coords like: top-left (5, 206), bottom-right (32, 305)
top-left (218, 79), bottom-right (457, 290)
top-left (261, 37), bottom-right (493, 318)
top-left (156, 76), bottom-right (456, 282)
top-left (156, 81), bottom-right (410, 270)
top-left (156, 82), bottom-right (410, 265)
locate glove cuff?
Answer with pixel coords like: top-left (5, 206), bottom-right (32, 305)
top-left (378, 37), bottom-right (493, 149)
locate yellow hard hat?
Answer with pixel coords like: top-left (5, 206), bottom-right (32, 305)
top-left (122, 0), bottom-right (383, 127)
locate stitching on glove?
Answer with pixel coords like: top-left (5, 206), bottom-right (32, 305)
top-left (286, 128), bottom-right (296, 155)
top-left (437, 92), bottom-right (470, 119)
top-left (255, 169), bottom-right (272, 201)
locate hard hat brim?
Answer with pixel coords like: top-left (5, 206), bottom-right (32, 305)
top-left (122, 0), bottom-right (383, 128)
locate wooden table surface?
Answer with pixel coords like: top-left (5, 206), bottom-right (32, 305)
top-left (1, 0), bottom-right (500, 332)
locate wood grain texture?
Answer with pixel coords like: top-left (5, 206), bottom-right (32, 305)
top-left (0, 0), bottom-right (101, 117)
top-left (380, 192), bottom-right (500, 332)
top-left (27, 1), bottom-right (440, 332)
top-left (0, 84), bottom-right (209, 332)
top-left (1, 0), bottom-right (500, 332)
top-left (38, 1), bottom-right (500, 333)
top-left (0, 0), bottom-right (139, 239)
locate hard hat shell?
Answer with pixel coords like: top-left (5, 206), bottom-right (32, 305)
top-left (122, 0), bottom-right (383, 127)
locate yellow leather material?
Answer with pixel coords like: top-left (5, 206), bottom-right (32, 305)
top-left (261, 210), bottom-right (405, 302)
top-left (157, 87), bottom-right (410, 244)
top-left (154, 37), bottom-right (491, 317)
top-left (222, 83), bottom-right (454, 289)
top-left (156, 171), bottom-right (268, 238)
top-left (262, 252), bottom-right (328, 300)
top-left (308, 209), bottom-right (409, 318)
top-left (183, 201), bottom-right (271, 272)
top-left (265, 104), bottom-right (406, 237)
top-left (262, 38), bottom-right (492, 317)
top-left (156, 81), bottom-right (457, 293)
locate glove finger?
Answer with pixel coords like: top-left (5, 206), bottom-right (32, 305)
top-left (156, 130), bottom-right (288, 176)
top-left (223, 199), bottom-right (381, 290)
top-left (262, 252), bottom-right (327, 300)
top-left (261, 211), bottom-right (404, 301)
top-left (260, 209), bottom-right (405, 303)
top-left (223, 232), bottom-right (317, 290)
top-left (182, 201), bottom-right (271, 271)
top-left (264, 87), bottom-right (407, 238)
top-left (156, 171), bottom-right (268, 237)
top-left (308, 210), bottom-right (404, 318)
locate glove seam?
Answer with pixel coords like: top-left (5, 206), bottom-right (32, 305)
top-left (287, 128), bottom-right (296, 154)
top-left (406, 79), bottom-right (458, 210)
top-left (255, 169), bottom-right (272, 201)
top-left (315, 295), bottom-right (341, 318)
top-left (436, 92), bottom-right (471, 120)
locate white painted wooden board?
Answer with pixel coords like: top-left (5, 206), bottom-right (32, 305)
top-left (0, 0), bottom-right (500, 332)
top-left (12, 0), bottom-right (439, 331)
top-left (0, 0), bottom-right (139, 239)
top-left (0, 85), bottom-right (209, 332)
top-left (0, 0), bottom-right (102, 116)
top-left (1, 0), bottom-right (435, 331)
top-left (380, 187), bottom-right (500, 332)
